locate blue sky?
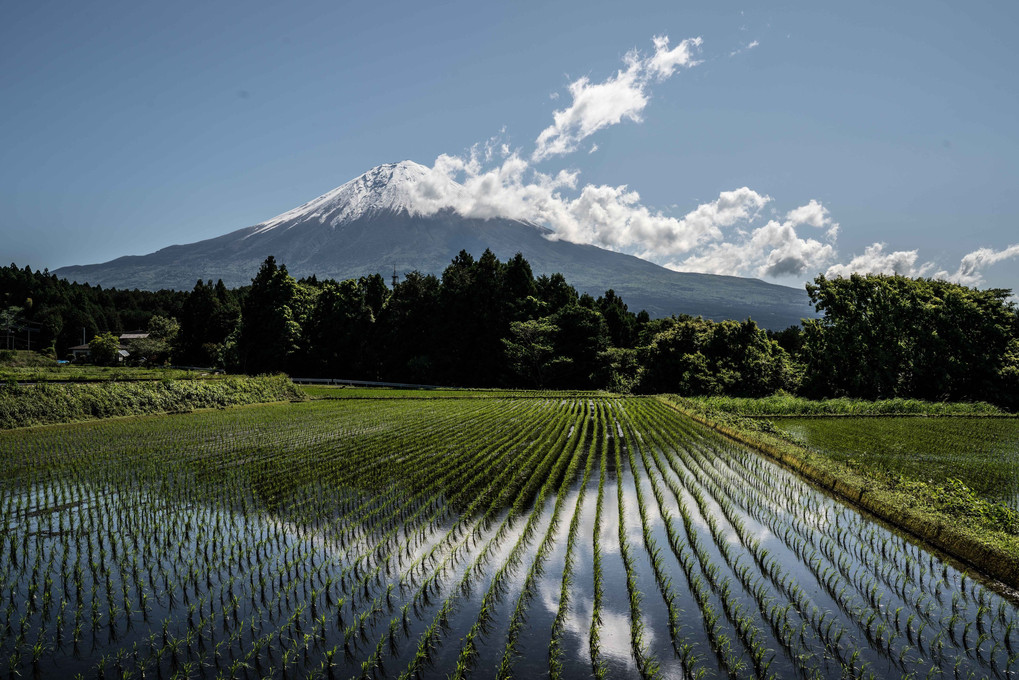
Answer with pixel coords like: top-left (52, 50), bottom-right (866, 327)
top-left (2, 0), bottom-right (1017, 291)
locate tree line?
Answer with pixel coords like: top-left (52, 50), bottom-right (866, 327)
top-left (2, 256), bottom-right (1016, 407)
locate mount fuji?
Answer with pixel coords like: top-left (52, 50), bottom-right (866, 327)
top-left (54, 161), bottom-right (815, 328)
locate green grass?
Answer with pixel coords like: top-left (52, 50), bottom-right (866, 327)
top-left (298, 384), bottom-right (607, 399)
top-left (0, 374), bottom-right (302, 428)
top-left (1, 363), bottom-right (223, 383)
top-left (774, 417), bottom-right (1019, 508)
top-left (688, 393), bottom-right (1006, 416)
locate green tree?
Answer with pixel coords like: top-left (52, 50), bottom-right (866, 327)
top-left (546, 303), bottom-right (609, 388)
top-left (178, 280), bottom-right (239, 366)
top-left (88, 332), bottom-right (121, 366)
top-left (639, 316), bottom-right (793, 396)
top-left (127, 315), bottom-right (180, 365)
top-left (377, 271), bottom-right (441, 382)
top-left (303, 278), bottom-right (376, 377)
top-left (0, 307), bottom-right (22, 351)
top-left (801, 274), bottom-right (1018, 406)
top-left (237, 256), bottom-right (306, 374)
top-left (502, 317), bottom-right (560, 388)
top-left (598, 289), bottom-right (638, 348)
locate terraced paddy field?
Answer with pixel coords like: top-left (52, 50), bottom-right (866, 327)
top-left (2, 395), bottom-right (1018, 679)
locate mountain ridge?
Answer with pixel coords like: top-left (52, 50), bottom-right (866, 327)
top-left (54, 161), bottom-right (816, 329)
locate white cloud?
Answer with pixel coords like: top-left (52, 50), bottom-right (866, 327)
top-left (822, 243), bottom-right (1019, 289)
top-left (938, 244), bottom-right (1019, 287)
top-left (402, 34), bottom-right (1016, 293)
top-left (559, 184), bottom-right (768, 256)
top-left (673, 200), bottom-right (838, 279)
top-left (646, 35), bottom-right (703, 80)
top-left (730, 39), bottom-right (760, 57)
top-left (785, 199), bottom-right (830, 228)
top-left (416, 149), bottom-right (1016, 290)
top-left (533, 35), bottom-right (702, 161)
top-left (414, 152), bottom-right (768, 259)
top-left (825, 243), bottom-right (935, 279)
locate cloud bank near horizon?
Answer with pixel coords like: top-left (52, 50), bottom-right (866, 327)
top-left (408, 34), bottom-right (1019, 290)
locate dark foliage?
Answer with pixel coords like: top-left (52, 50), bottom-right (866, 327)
top-left (5, 261), bottom-right (1015, 406)
top-left (800, 274), bottom-right (1019, 407)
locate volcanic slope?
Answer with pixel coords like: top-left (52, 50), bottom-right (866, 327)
top-left (54, 161), bottom-right (815, 328)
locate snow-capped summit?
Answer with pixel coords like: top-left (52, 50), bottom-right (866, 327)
top-left (53, 160), bottom-right (816, 329)
top-left (250, 161), bottom-right (468, 236)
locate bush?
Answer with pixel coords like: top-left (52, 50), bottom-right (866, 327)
top-left (0, 374), bottom-right (303, 429)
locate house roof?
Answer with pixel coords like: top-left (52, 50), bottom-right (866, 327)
top-left (119, 333), bottom-right (150, 340)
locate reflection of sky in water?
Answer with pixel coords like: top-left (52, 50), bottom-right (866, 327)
top-left (13, 400), bottom-right (1019, 680)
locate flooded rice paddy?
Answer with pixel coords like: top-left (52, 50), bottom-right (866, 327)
top-left (1, 396), bottom-right (1017, 679)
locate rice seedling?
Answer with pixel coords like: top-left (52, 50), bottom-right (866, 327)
top-left (0, 391), bottom-right (1016, 679)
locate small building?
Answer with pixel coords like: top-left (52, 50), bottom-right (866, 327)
top-left (68, 342), bottom-right (132, 363)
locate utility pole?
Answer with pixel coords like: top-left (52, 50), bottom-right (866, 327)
top-left (392, 267), bottom-right (398, 289)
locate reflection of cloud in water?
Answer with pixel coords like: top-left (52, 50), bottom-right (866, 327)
top-left (536, 573), bottom-right (644, 673)
top-left (599, 491), bottom-right (621, 556)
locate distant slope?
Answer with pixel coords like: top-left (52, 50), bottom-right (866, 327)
top-left (54, 162), bottom-right (815, 329)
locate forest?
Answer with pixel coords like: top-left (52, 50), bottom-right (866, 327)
top-left (1, 253), bottom-right (1016, 407)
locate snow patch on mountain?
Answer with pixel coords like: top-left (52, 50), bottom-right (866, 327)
top-left (249, 161), bottom-right (468, 236)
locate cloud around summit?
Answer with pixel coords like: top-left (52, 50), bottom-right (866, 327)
top-left (409, 33), bottom-right (1019, 290)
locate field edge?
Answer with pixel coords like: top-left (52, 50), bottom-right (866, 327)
top-left (658, 395), bottom-right (1019, 593)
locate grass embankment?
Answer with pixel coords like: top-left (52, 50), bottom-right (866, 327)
top-left (0, 374), bottom-right (303, 429)
top-left (665, 394), bottom-right (1019, 590)
top-left (299, 384), bottom-right (608, 399)
top-left (689, 393), bottom-right (1006, 416)
top-left (0, 351), bottom-right (222, 383)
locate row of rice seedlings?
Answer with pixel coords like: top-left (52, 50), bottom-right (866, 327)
top-left (650, 398), bottom-right (1019, 678)
top-left (398, 400), bottom-right (581, 610)
top-left (194, 398), bottom-right (575, 675)
top-left (614, 403), bottom-right (718, 679)
top-left (643, 401), bottom-right (890, 675)
top-left (588, 398), bottom-right (611, 680)
top-left (328, 412), bottom-right (523, 615)
top-left (342, 399), bottom-right (581, 671)
top-left (675, 424), bottom-right (959, 671)
top-left (647, 398), bottom-right (893, 677)
top-left (0, 397), bottom-right (552, 677)
top-left (694, 451), bottom-right (917, 671)
top-left (323, 400), bottom-right (562, 658)
top-left (398, 402), bottom-right (590, 678)
top-left (547, 400), bottom-right (602, 680)
top-left (652, 415), bottom-right (850, 676)
top-left (491, 402), bottom-right (594, 679)
top-left (611, 403), bottom-right (662, 680)
top-left (627, 404), bottom-right (767, 679)
top-left (294, 399), bottom-right (572, 673)
top-left (336, 410), bottom-right (534, 614)
top-left (0, 407), bottom-right (342, 668)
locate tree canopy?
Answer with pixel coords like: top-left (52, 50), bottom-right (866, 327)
top-left (4, 259), bottom-right (1016, 409)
